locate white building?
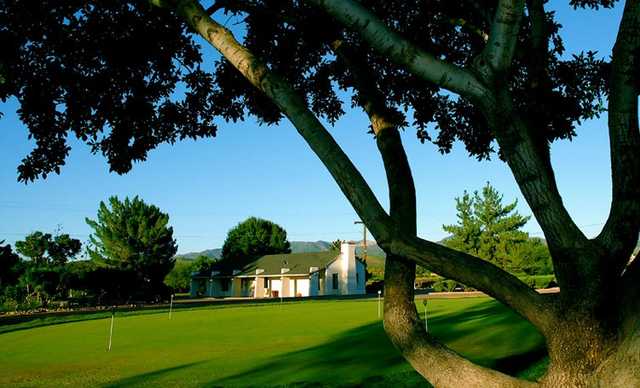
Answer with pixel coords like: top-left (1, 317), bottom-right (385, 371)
top-left (190, 241), bottom-right (366, 298)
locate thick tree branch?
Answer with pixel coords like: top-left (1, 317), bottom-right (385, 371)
top-left (595, 0), bottom-right (640, 273)
top-left (308, 0), bottom-right (490, 101)
top-left (383, 254), bottom-right (535, 387)
top-left (525, 0), bottom-right (550, 94)
top-left (390, 234), bottom-right (555, 331)
top-left (482, 0), bottom-right (525, 76)
top-left (480, 93), bottom-right (603, 306)
top-left (336, 43), bottom-right (533, 385)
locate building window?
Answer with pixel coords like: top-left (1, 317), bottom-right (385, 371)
top-left (221, 279), bottom-right (230, 292)
top-left (332, 273), bottom-right (338, 290)
top-left (356, 272), bottom-right (359, 285)
top-left (264, 278), bottom-right (269, 288)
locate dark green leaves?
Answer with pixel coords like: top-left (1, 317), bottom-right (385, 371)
top-left (221, 217), bottom-right (291, 266)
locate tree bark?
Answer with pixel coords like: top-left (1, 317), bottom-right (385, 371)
top-left (482, 0), bottom-right (525, 76)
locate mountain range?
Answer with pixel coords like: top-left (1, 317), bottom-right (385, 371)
top-left (174, 240), bottom-right (385, 261)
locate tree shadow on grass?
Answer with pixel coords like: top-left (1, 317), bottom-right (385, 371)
top-left (103, 361), bottom-right (207, 388)
top-left (209, 300), bottom-right (547, 386)
top-left (426, 299), bottom-right (547, 374)
top-left (211, 321), bottom-right (412, 387)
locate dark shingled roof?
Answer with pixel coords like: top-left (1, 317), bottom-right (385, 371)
top-left (194, 251), bottom-right (340, 278)
top-left (236, 251), bottom-right (339, 276)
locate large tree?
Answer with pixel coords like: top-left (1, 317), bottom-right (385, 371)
top-left (221, 217), bottom-right (291, 265)
top-left (86, 196), bottom-right (178, 299)
top-left (2, 0), bottom-right (639, 386)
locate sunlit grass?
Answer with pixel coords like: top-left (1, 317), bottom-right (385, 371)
top-left (0, 297), bottom-right (546, 387)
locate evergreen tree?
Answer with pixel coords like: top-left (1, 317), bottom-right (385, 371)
top-left (221, 217), bottom-right (290, 266)
top-left (86, 196), bottom-right (178, 299)
top-left (443, 183), bottom-right (531, 270)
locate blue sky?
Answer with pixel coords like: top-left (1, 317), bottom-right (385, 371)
top-left (0, 2), bottom-right (624, 255)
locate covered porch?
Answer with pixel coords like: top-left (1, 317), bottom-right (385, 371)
top-left (253, 275), bottom-right (313, 298)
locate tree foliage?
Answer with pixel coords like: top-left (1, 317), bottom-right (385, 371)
top-left (0, 0), bottom-right (610, 181)
top-left (12, 231), bottom-right (81, 304)
top-left (14, 231), bottom-right (81, 266)
top-left (86, 196), bottom-right (177, 299)
top-left (0, 241), bottom-right (22, 289)
top-left (221, 217), bottom-right (291, 265)
top-left (164, 255), bottom-right (215, 292)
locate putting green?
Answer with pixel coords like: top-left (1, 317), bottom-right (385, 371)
top-left (0, 298), bottom-right (545, 387)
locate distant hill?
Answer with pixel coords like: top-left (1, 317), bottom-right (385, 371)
top-left (289, 240), bottom-right (332, 253)
top-left (175, 240), bottom-right (332, 260)
top-left (175, 248), bottom-right (222, 261)
top-left (355, 243), bottom-right (385, 258)
top-left (175, 239), bottom-right (388, 261)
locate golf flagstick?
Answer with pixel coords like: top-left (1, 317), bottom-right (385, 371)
top-left (107, 306), bottom-right (115, 352)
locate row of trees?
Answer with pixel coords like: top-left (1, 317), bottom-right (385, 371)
top-left (2, 185), bottom-right (548, 309)
top-left (0, 196), bottom-right (177, 311)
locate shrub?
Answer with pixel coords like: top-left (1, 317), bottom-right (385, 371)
top-left (432, 280), bottom-right (458, 292)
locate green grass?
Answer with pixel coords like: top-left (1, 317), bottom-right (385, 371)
top-left (0, 298), bottom-right (547, 387)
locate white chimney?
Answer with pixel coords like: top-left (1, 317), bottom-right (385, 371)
top-left (340, 241), bottom-right (357, 294)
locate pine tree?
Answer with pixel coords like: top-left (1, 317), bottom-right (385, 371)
top-left (443, 183), bottom-right (530, 270)
top-left (86, 196), bottom-right (177, 299)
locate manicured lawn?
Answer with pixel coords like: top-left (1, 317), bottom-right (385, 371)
top-left (0, 297), bottom-right (546, 387)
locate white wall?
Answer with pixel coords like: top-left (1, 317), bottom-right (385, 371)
top-left (325, 259), bottom-right (342, 295)
top-left (292, 278), bottom-right (310, 297)
top-left (323, 242), bottom-right (366, 296)
top-left (271, 279), bottom-right (282, 296)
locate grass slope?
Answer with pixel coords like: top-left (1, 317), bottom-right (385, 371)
top-left (0, 298), bottom-right (546, 387)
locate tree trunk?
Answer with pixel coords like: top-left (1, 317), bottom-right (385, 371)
top-left (536, 320), bottom-right (639, 387)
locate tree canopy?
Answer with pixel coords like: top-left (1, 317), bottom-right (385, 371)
top-left (1, 0), bottom-right (608, 182)
top-left (221, 217), bottom-right (291, 266)
top-left (15, 231), bottom-right (81, 266)
top-left (86, 196), bottom-right (177, 298)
